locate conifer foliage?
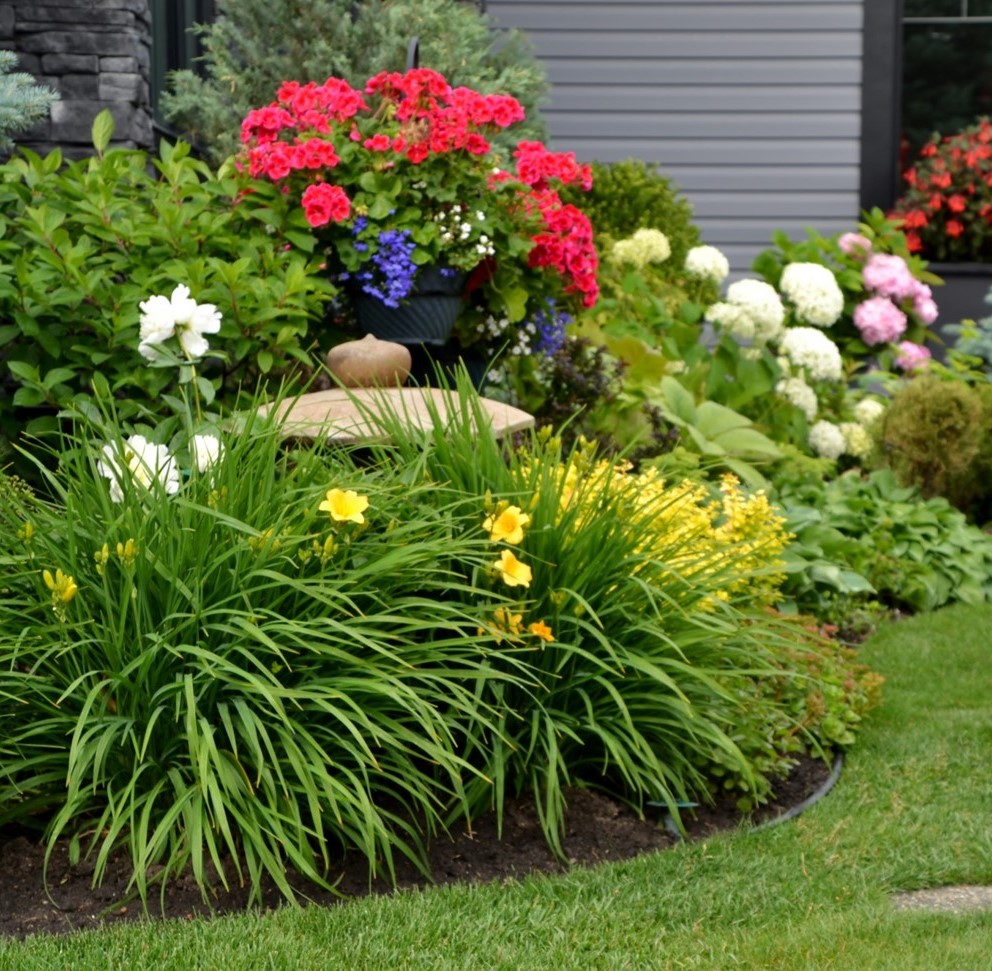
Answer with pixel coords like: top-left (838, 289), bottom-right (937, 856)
top-left (161, 0), bottom-right (549, 161)
top-left (0, 51), bottom-right (58, 154)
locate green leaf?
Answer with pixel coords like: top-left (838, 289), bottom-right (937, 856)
top-left (659, 376), bottom-right (697, 424)
top-left (91, 109), bottom-right (115, 155)
top-left (257, 350), bottom-right (274, 374)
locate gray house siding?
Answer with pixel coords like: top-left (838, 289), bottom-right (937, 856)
top-left (486, 0), bottom-right (865, 274)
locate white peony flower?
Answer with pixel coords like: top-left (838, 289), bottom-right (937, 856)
top-left (779, 262), bottom-right (844, 328)
top-left (138, 284), bottom-right (222, 362)
top-left (190, 433), bottom-right (223, 473)
top-left (852, 397), bottom-right (886, 426)
top-left (775, 376), bottom-right (818, 421)
top-left (726, 279), bottom-right (785, 342)
top-left (840, 421), bottom-right (873, 459)
top-left (778, 327), bottom-right (844, 382)
top-left (97, 434), bottom-right (180, 502)
top-left (684, 245), bottom-right (730, 283)
top-left (808, 420), bottom-right (846, 460)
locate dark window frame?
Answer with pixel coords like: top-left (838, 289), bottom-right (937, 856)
top-left (860, 0), bottom-right (904, 212)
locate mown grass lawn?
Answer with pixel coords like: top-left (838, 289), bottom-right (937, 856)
top-left (2, 602), bottom-right (991, 971)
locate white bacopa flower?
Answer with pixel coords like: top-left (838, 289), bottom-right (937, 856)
top-left (779, 262), bottom-right (844, 328)
top-left (726, 279), bottom-right (785, 343)
top-left (97, 434), bottom-right (180, 502)
top-left (775, 376), bottom-right (818, 421)
top-left (840, 421), bottom-right (873, 459)
top-left (190, 433), bottom-right (223, 473)
top-left (778, 327), bottom-right (844, 382)
top-left (684, 245), bottom-right (730, 284)
top-left (807, 420), bottom-right (846, 460)
top-left (852, 397), bottom-right (886, 426)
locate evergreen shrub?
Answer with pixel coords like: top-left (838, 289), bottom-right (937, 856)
top-left (162, 0), bottom-right (549, 161)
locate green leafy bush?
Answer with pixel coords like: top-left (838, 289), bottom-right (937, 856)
top-left (0, 114), bottom-right (334, 447)
top-left (877, 373), bottom-right (992, 520)
top-left (161, 0), bottom-right (549, 162)
top-left (775, 468), bottom-right (992, 614)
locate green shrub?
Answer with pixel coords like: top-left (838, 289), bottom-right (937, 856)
top-left (0, 114), bottom-right (334, 448)
top-left (0, 51), bottom-right (58, 155)
top-left (161, 0), bottom-right (549, 162)
top-left (877, 373), bottom-right (992, 518)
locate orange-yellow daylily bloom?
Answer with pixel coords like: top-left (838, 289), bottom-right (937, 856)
top-left (494, 549), bottom-right (532, 588)
top-left (528, 620), bottom-right (554, 643)
top-left (320, 488), bottom-right (369, 524)
top-left (483, 505), bottom-right (530, 545)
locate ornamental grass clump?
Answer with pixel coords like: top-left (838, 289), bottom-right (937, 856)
top-left (367, 388), bottom-right (873, 844)
top-left (0, 405), bottom-right (535, 904)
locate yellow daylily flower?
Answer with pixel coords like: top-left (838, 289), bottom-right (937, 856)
top-left (528, 620), bottom-right (554, 643)
top-left (483, 504), bottom-right (530, 545)
top-left (494, 549), bottom-right (532, 589)
top-left (43, 568), bottom-right (78, 604)
top-left (320, 488), bottom-right (369, 524)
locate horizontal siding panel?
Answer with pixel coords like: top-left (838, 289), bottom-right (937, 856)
top-left (665, 165), bottom-right (860, 192)
top-left (695, 218), bottom-right (858, 244)
top-left (550, 138), bottom-right (861, 166)
top-left (500, 3), bottom-right (862, 31)
top-left (689, 191), bottom-right (858, 219)
top-left (527, 32), bottom-right (861, 59)
top-left (544, 58), bottom-right (860, 85)
top-left (549, 85), bottom-right (861, 113)
top-left (546, 111), bottom-right (859, 139)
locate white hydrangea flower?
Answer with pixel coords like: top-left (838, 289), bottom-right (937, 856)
top-left (775, 376), bottom-right (818, 421)
top-left (190, 433), bottom-right (223, 473)
top-left (97, 434), bottom-right (180, 502)
top-left (611, 228), bottom-right (671, 268)
top-left (684, 245), bottom-right (730, 283)
top-left (852, 397), bottom-right (886, 426)
top-left (779, 262), bottom-right (844, 328)
top-left (705, 301), bottom-right (755, 340)
top-left (138, 284), bottom-right (222, 362)
top-left (840, 421), bottom-right (873, 459)
top-left (726, 279), bottom-right (785, 342)
top-left (808, 420), bottom-right (846, 460)
top-left (778, 327), bottom-right (844, 382)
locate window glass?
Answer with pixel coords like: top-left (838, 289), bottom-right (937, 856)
top-left (901, 22), bottom-right (992, 163)
top-left (903, 0), bottom-right (962, 15)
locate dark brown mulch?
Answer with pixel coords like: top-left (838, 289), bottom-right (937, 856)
top-left (0, 756), bottom-right (833, 940)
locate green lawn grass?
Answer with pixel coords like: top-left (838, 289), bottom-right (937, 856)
top-left (3, 603), bottom-right (991, 971)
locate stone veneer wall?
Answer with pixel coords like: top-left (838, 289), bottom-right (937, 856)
top-left (0, 0), bottom-right (153, 158)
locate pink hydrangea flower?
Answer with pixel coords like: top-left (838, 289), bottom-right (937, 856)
top-left (854, 296), bottom-right (908, 345)
top-left (838, 232), bottom-right (872, 258)
top-left (910, 282), bottom-right (939, 325)
top-left (894, 340), bottom-right (932, 372)
top-left (862, 254), bottom-right (918, 301)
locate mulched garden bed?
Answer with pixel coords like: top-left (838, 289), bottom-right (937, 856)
top-left (0, 755), bottom-right (833, 940)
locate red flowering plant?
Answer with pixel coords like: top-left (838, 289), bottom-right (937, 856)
top-left (890, 117), bottom-right (992, 263)
top-left (239, 68), bottom-right (599, 355)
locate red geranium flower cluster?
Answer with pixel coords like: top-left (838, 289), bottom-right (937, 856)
top-left (890, 117), bottom-right (992, 263)
top-left (239, 68), bottom-right (599, 334)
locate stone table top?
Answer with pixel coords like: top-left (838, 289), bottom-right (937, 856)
top-left (256, 387), bottom-right (535, 444)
